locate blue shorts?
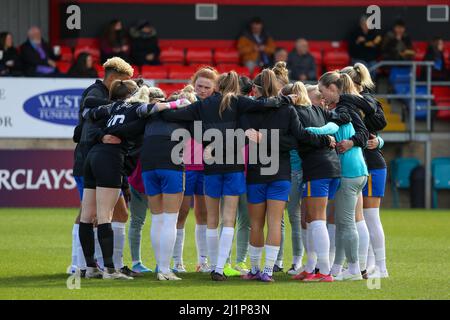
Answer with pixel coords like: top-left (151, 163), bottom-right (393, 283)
top-left (184, 170), bottom-right (205, 196)
top-left (142, 169), bottom-right (185, 196)
top-left (363, 168), bottom-right (387, 198)
top-left (204, 172), bottom-right (246, 198)
top-left (302, 178), bottom-right (340, 200)
top-left (247, 180), bottom-right (292, 204)
top-left (74, 176), bottom-right (84, 201)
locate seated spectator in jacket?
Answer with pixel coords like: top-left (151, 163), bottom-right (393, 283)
top-left (130, 20), bottom-right (160, 66)
top-left (348, 15), bottom-right (382, 68)
top-left (20, 26), bottom-right (59, 76)
top-left (67, 52), bottom-right (98, 78)
top-left (423, 37), bottom-right (449, 81)
top-left (0, 32), bottom-right (22, 76)
top-left (382, 19), bottom-right (415, 61)
top-left (237, 17), bottom-right (276, 73)
top-left (273, 47), bottom-right (288, 64)
top-left (100, 19), bottom-right (130, 63)
top-left (287, 38), bottom-right (317, 81)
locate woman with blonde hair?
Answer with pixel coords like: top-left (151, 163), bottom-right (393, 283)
top-left (282, 80), bottom-right (351, 282)
top-left (306, 71), bottom-right (374, 281)
top-left (127, 86), bottom-right (166, 274)
top-left (239, 70), bottom-right (333, 282)
top-left (340, 63), bottom-right (388, 278)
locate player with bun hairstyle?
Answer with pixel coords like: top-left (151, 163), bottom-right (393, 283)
top-left (272, 61), bottom-right (290, 87)
top-left (127, 86), bottom-right (166, 274)
top-left (160, 71), bottom-right (291, 281)
top-left (340, 63), bottom-right (388, 278)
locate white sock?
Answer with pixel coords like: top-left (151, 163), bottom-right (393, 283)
top-left (305, 223), bottom-right (317, 273)
top-left (363, 208), bottom-right (387, 273)
top-left (249, 245), bottom-right (263, 274)
top-left (331, 264), bottom-right (342, 276)
top-left (93, 228), bottom-right (104, 269)
top-left (275, 259), bottom-right (283, 268)
top-left (76, 231), bottom-right (86, 270)
top-left (293, 255), bottom-right (303, 267)
top-left (215, 227), bottom-right (234, 274)
top-left (356, 220), bottom-right (370, 272)
top-left (173, 228), bottom-right (185, 265)
top-left (151, 214), bottom-right (164, 268)
top-left (348, 262), bottom-right (361, 275)
top-left (71, 224), bottom-right (79, 267)
top-left (311, 220), bottom-right (330, 275)
top-left (327, 223), bottom-right (336, 266)
top-left (195, 224), bottom-right (208, 265)
top-left (263, 245), bottom-right (280, 276)
top-left (367, 243), bottom-right (375, 270)
top-left (159, 213), bottom-right (179, 274)
top-left (112, 222), bottom-right (126, 270)
top-left (206, 228), bottom-right (219, 270)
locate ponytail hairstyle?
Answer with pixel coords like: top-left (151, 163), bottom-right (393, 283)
top-left (239, 76), bottom-right (253, 96)
top-left (281, 81), bottom-right (312, 106)
top-left (217, 71), bottom-right (240, 118)
top-left (272, 61), bottom-right (289, 86)
top-left (318, 71), bottom-right (360, 96)
top-left (109, 79), bottom-right (139, 101)
top-left (253, 68), bottom-right (279, 98)
top-left (168, 84), bottom-right (198, 103)
top-left (340, 62), bottom-right (375, 92)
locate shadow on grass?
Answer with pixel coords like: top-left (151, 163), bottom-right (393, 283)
top-left (0, 272), bottom-right (309, 289)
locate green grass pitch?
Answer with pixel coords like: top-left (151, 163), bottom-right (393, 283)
top-left (0, 208), bottom-right (449, 300)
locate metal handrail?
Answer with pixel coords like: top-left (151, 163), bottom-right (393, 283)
top-left (369, 60), bottom-right (437, 139)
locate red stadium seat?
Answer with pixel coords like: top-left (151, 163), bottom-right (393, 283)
top-left (59, 45), bottom-right (73, 63)
top-left (168, 65), bottom-right (198, 80)
top-left (141, 65), bottom-right (168, 79)
top-left (186, 48), bottom-right (213, 65)
top-left (56, 61), bottom-right (71, 74)
top-left (436, 101), bottom-right (450, 121)
top-left (158, 83), bottom-right (189, 97)
top-left (74, 45), bottom-right (101, 63)
top-left (214, 48), bottom-right (240, 65)
top-left (160, 47), bottom-right (185, 65)
top-left (323, 50), bottom-right (350, 71)
top-left (94, 64), bottom-right (105, 78)
top-left (310, 50), bottom-right (323, 78)
top-left (131, 65), bottom-right (141, 78)
top-left (432, 86), bottom-right (450, 104)
top-left (216, 64), bottom-right (251, 77)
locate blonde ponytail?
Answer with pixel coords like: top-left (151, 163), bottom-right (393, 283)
top-left (253, 69), bottom-right (279, 98)
top-left (340, 63), bottom-right (375, 91)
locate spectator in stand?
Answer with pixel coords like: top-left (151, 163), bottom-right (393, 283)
top-left (20, 26), bottom-right (60, 76)
top-left (381, 19), bottom-right (415, 61)
top-left (0, 32), bottom-right (22, 76)
top-left (423, 37), bottom-right (449, 81)
top-left (348, 15), bottom-right (382, 69)
top-left (237, 17), bottom-right (276, 73)
top-left (67, 52), bottom-right (99, 78)
top-left (130, 20), bottom-right (160, 66)
top-left (273, 47), bottom-right (288, 64)
top-left (287, 38), bottom-right (317, 81)
top-left (100, 19), bottom-right (130, 63)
